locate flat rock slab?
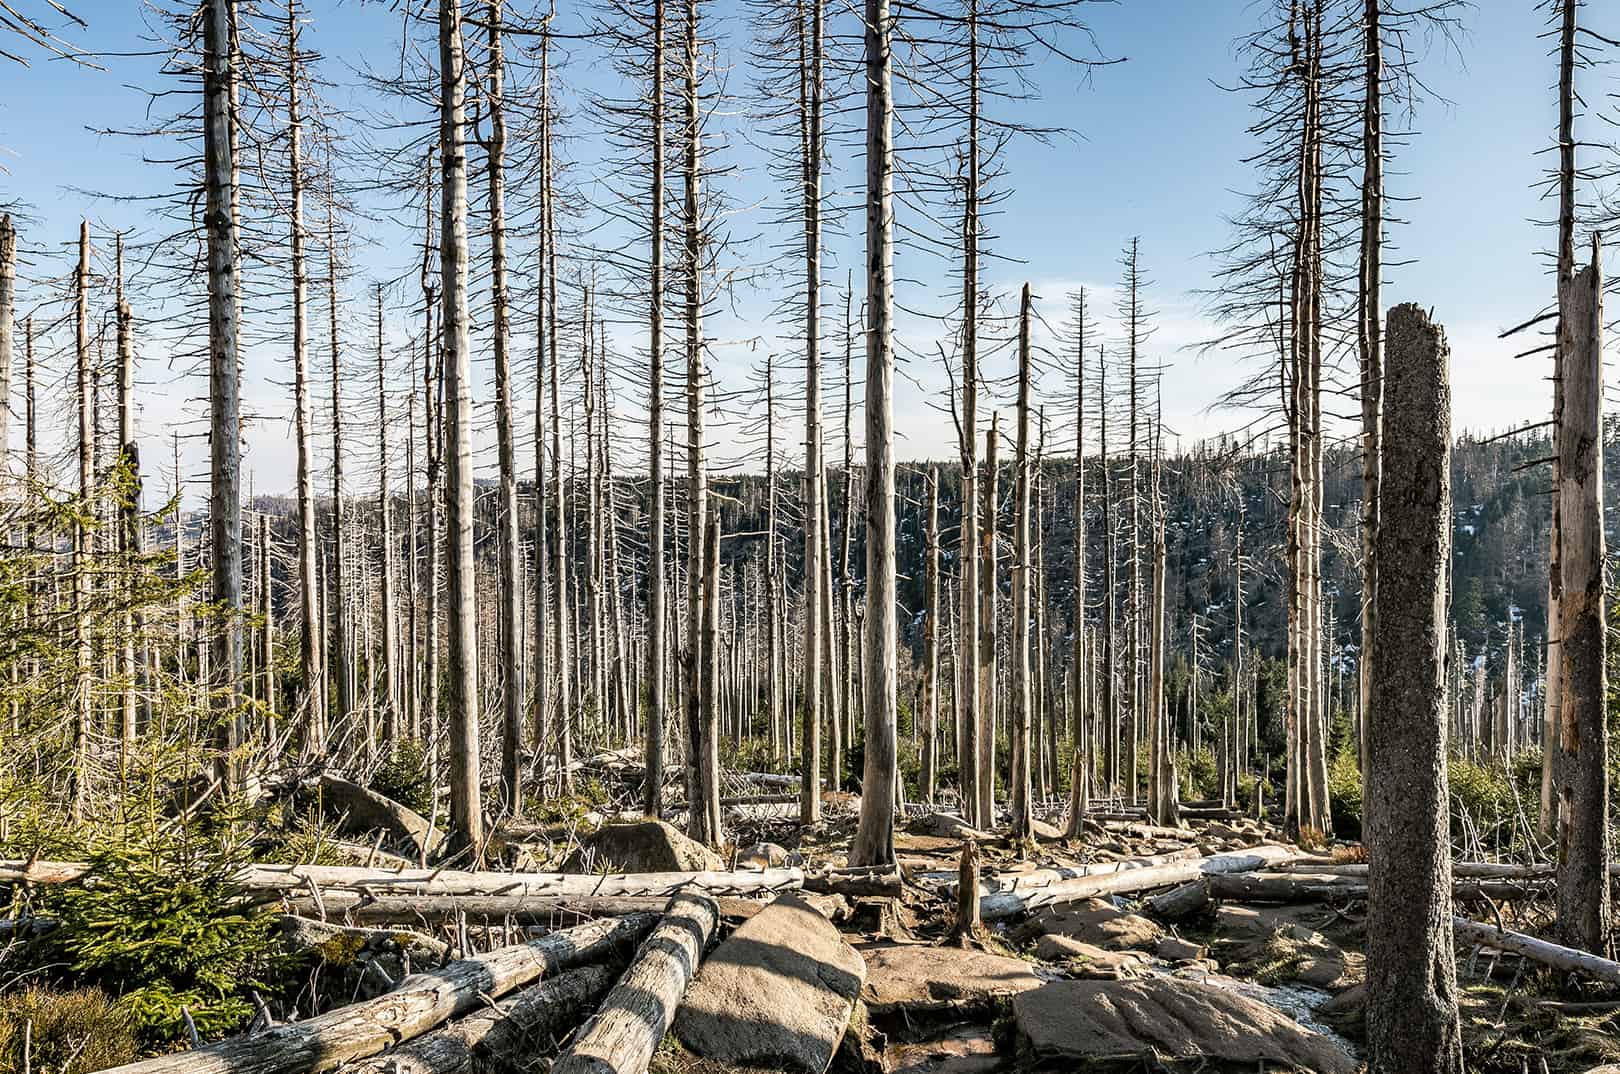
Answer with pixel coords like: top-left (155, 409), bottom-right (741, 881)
top-left (1031, 935), bottom-right (1149, 979)
top-left (1014, 977), bottom-right (1357, 1074)
top-left (861, 944), bottom-right (1043, 1016)
top-left (562, 819), bottom-right (725, 873)
top-left (885, 1025), bottom-right (1007, 1074)
top-left (675, 893), bottom-right (867, 1074)
top-left (1016, 898), bottom-right (1164, 951)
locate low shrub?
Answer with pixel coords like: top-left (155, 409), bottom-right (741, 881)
top-left (0, 986), bottom-right (139, 1074)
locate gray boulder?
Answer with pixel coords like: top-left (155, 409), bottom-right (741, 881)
top-left (561, 819), bottom-right (725, 873)
top-left (675, 894), bottom-right (867, 1074)
top-left (1014, 977), bottom-right (1357, 1074)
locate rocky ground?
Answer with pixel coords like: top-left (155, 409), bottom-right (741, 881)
top-left (579, 801), bottom-right (1620, 1074)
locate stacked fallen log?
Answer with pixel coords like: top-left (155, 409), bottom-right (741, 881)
top-left (978, 845), bottom-right (1304, 920)
top-left (1204, 872), bottom-right (1554, 904)
top-left (340, 965), bottom-right (618, 1074)
top-left (283, 891), bottom-right (766, 927)
top-left (0, 860), bottom-right (804, 899)
top-left (1453, 918), bottom-right (1620, 986)
top-left (552, 893), bottom-right (720, 1074)
top-left (89, 913), bottom-right (657, 1074)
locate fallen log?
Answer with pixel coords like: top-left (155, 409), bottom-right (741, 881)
top-left (1453, 917), bottom-right (1620, 986)
top-left (551, 893), bottom-right (720, 1074)
top-left (92, 913), bottom-right (657, 1074)
top-left (1207, 872), bottom-right (1553, 904)
top-left (0, 861), bottom-right (804, 900)
top-left (1287, 860), bottom-right (1620, 880)
top-left (340, 964), bottom-right (617, 1074)
top-left (803, 865), bottom-right (904, 898)
top-left (1145, 880), bottom-right (1211, 921)
top-left (283, 892), bottom-right (767, 927)
top-left (951, 848), bottom-right (1205, 900)
top-left (979, 845), bottom-right (1303, 921)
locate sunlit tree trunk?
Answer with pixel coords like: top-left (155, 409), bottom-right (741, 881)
top-left (439, 0), bottom-right (484, 851)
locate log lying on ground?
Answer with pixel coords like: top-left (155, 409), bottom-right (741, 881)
top-left (1453, 917), bottom-right (1620, 986)
top-left (1287, 860), bottom-right (1620, 880)
top-left (0, 861), bottom-right (804, 899)
top-left (277, 914), bottom-right (449, 965)
top-left (1207, 872), bottom-right (1554, 905)
top-left (340, 965), bottom-right (617, 1074)
top-left (93, 913), bottom-right (658, 1074)
top-left (803, 864), bottom-right (904, 898)
top-left (979, 845), bottom-right (1304, 921)
top-left (946, 848), bottom-right (1204, 900)
top-left (551, 893), bottom-right (720, 1074)
top-left (284, 892), bottom-right (768, 927)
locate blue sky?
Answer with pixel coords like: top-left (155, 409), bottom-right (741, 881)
top-left (0, 0), bottom-right (1573, 497)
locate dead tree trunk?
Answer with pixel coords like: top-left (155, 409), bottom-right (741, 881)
top-left (115, 238), bottom-right (141, 752)
top-left (799, 0), bottom-right (825, 818)
top-left (286, 9), bottom-right (325, 753)
top-left (486, 0), bottom-right (524, 818)
top-left (644, 0), bottom-right (667, 817)
top-left (921, 468), bottom-right (940, 802)
top-left (1554, 240), bottom-right (1610, 956)
top-left (204, 0), bottom-right (245, 793)
top-left (977, 414), bottom-right (999, 824)
top-left (71, 221), bottom-right (92, 816)
top-left (1009, 284), bottom-right (1034, 843)
top-left (0, 215), bottom-right (13, 482)
top-left (375, 288), bottom-right (400, 750)
top-left (1365, 303), bottom-right (1463, 1074)
top-left (439, 0), bottom-right (484, 852)
top-left (850, 0), bottom-right (897, 866)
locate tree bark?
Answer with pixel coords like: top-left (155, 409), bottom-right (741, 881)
top-left (439, 0), bottom-right (484, 852)
top-left (1009, 284), bottom-right (1034, 842)
top-left (1365, 303), bottom-right (1463, 1074)
top-left (850, 0), bottom-right (896, 868)
top-left (1554, 242), bottom-right (1610, 956)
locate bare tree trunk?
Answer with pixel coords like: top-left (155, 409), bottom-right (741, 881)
top-left (1009, 284), bottom-right (1034, 842)
top-left (1065, 302), bottom-right (1089, 837)
top-left (372, 289), bottom-right (401, 757)
top-left (921, 469), bottom-right (940, 803)
top-left (958, 0), bottom-right (983, 830)
top-left (115, 237), bottom-right (140, 753)
top-left (799, 0), bottom-right (825, 819)
top-left (485, 0), bottom-right (523, 817)
top-left (71, 221), bottom-right (93, 816)
top-left (546, 102), bottom-right (572, 796)
top-left (644, 0), bottom-right (667, 817)
top-left (850, 0), bottom-right (896, 866)
top-left (977, 415), bottom-right (998, 824)
top-left (1555, 240), bottom-right (1610, 956)
top-left (327, 212), bottom-right (354, 752)
top-left (693, 502), bottom-right (723, 844)
top-left (1543, 0), bottom-right (1578, 839)
top-left (203, 0), bottom-right (245, 793)
top-left (287, 9), bottom-right (325, 752)
top-left (1365, 303), bottom-right (1463, 1074)
top-left (1356, 0), bottom-right (1383, 777)
top-left (439, 0), bottom-right (484, 852)
top-left (0, 215), bottom-right (12, 483)
top-left (682, 0), bottom-right (717, 845)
